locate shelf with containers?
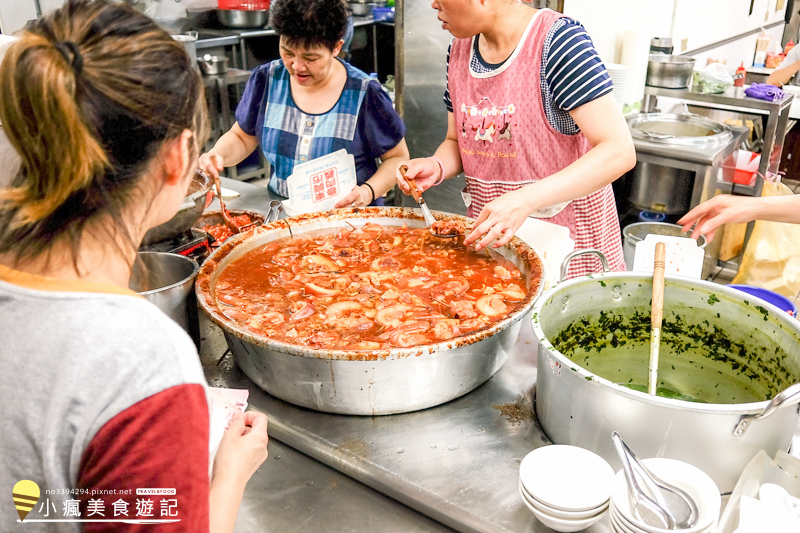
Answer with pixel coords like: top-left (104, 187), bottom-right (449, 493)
top-left (642, 85), bottom-right (794, 274)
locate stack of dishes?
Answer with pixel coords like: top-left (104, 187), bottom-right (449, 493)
top-left (606, 63), bottom-right (629, 109)
top-left (609, 457), bottom-right (721, 533)
top-left (519, 445), bottom-right (613, 532)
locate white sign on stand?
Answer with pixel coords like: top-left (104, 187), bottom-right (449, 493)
top-left (633, 235), bottom-right (705, 278)
top-left (285, 149), bottom-right (357, 215)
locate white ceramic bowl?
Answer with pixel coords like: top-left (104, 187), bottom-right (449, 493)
top-left (610, 458), bottom-right (720, 533)
top-left (519, 480), bottom-right (608, 519)
top-left (520, 489), bottom-right (606, 532)
top-left (520, 445), bottom-right (615, 512)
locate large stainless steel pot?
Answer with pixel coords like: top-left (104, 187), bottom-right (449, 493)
top-left (196, 207), bottom-right (544, 415)
top-left (532, 250), bottom-right (800, 493)
top-left (142, 169), bottom-right (212, 246)
top-left (646, 54), bottom-right (695, 88)
top-left (130, 251), bottom-right (201, 348)
top-left (624, 113), bottom-right (736, 215)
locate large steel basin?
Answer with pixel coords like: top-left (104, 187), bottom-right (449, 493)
top-left (196, 207), bottom-right (544, 415)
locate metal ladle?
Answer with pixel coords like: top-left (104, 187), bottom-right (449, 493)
top-left (612, 431), bottom-right (699, 530)
top-left (398, 165), bottom-right (457, 238)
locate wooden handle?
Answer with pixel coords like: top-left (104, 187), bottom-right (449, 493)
top-left (399, 165), bottom-right (423, 205)
top-left (651, 242), bottom-right (666, 328)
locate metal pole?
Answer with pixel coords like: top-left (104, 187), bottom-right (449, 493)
top-left (394, 0), bottom-right (404, 118)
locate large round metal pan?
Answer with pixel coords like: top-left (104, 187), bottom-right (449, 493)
top-left (196, 207), bottom-right (544, 415)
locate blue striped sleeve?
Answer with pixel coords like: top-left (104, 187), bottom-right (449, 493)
top-left (444, 39), bottom-right (454, 112)
top-left (545, 20), bottom-right (612, 111)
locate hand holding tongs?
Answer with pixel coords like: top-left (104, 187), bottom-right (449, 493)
top-left (399, 165), bottom-right (456, 238)
top-left (208, 170), bottom-right (240, 235)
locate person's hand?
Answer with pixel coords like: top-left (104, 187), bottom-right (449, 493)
top-left (463, 191), bottom-right (531, 250)
top-left (211, 410), bottom-right (269, 490)
top-left (199, 152), bottom-right (224, 182)
top-left (677, 195), bottom-right (760, 242)
top-left (395, 158), bottom-right (440, 195)
top-left (335, 184), bottom-right (372, 208)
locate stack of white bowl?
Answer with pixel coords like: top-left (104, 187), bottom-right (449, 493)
top-left (609, 457), bottom-right (721, 533)
top-left (606, 63), bottom-right (629, 110)
top-left (518, 445), bottom-right (614, 532)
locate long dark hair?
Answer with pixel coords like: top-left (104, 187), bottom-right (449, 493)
top-left (0, 0), bottom-right (209, 269)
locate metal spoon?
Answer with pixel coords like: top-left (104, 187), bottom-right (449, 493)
top-left (612, 431), bottom-right (699, 530)
top-left (398, 165), bottom-right (457, 238)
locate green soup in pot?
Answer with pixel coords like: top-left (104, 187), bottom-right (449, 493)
top-left (552, 307), bottom-right (799, 404)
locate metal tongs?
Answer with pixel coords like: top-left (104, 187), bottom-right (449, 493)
top-left (399, 165), bottom-right (457, 238)
top-left (611, 432), bottom-right (699, 530)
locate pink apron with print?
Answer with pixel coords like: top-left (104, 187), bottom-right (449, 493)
top-left (448, 8), bottom-right (625, 278)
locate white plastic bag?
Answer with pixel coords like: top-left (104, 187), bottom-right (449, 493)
top-left (696, 63), bottom-right (734, 94)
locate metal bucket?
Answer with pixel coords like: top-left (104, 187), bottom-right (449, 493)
top-left (622, 222), bottom-right (713, 279)
top-left (130, 251), bottom-right (201, 349)
top-left (172, 32), bottom-right (198, 70)
top-left (532, 250), bottom-right (800, 493)
top-left (645, 54), bottom-right (696, 88)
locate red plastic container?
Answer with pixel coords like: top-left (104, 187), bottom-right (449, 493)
top-left (218, 0), bottom-right (269, 9)
top-left (732, 169), bottom-right (756, 185)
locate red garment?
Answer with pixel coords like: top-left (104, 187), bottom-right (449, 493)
top-left (448, 8), bottom-right (625, 278)
top-left (78, 385), bottom-right (210, 532)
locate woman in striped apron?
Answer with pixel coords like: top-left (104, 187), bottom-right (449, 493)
top-left (395, 0), bottom-right (635, 278)
top-left (199, 0), bottom-right (408, 208)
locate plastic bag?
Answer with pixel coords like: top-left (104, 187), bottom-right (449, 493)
top-left (731, 177), bottom-right (800, 298)
top-left (695, 63), bottom-right (734, 94)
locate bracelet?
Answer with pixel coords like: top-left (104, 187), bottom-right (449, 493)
top-left (362, 182), bottom-right (376, 204)
top-left (430, 156), bottom-right (446, 186)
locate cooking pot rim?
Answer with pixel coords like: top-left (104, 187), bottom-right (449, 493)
top-left (132, 251), bottom-right (200, 295)
top-left (531, 271), bottom-right (800, 414)
top-left (196, 207), bottom-right (545, 361)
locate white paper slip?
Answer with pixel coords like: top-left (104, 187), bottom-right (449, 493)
top-left (286, 148), bottom-right (357, 214)
top-left (208, 387), bottom-right (250, 467)
top-left (514, 218), bottom-right (575, 290)
top-left (633, 235), bottom-right (704, 278)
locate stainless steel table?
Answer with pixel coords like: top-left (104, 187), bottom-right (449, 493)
top-left (202, 178), bottom-right (611, 532)
top-left (201, 179), bottom-right (800, 532)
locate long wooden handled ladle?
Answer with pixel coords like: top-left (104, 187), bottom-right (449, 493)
top-left (648, 242), bottom-right (666, 396)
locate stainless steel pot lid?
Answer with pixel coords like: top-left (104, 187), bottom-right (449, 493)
top-left (627, 113), bottom-right (732, 146)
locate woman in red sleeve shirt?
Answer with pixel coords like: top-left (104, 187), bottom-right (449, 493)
top-left (0, 1), bottom-right (267, 531)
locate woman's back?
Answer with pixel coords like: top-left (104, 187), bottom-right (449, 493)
top-left (0, 270), bottom-right (210, 529)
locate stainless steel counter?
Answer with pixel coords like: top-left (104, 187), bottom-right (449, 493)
top-left (202, 178), bottom-right (800, 532)
top-left (202, 179), bottom-right (611, 532)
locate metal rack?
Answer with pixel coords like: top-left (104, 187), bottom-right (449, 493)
top-left (643, 85), bottom-right (794, 273)
top-left (643, 85), bottom-right (794, 197)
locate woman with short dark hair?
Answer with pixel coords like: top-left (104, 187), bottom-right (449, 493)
top-left (200, 0), bottom-right (408, 208)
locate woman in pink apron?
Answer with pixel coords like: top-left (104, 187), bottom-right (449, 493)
top-left (396, 0), bottom-right (635, 278)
